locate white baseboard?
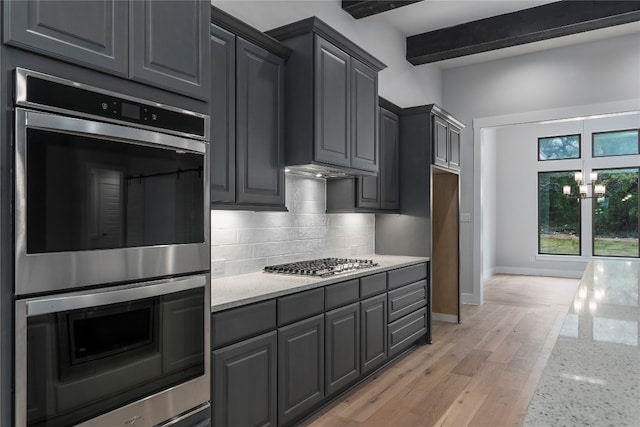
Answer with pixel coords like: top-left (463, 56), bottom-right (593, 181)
top-left (432, 312), bottom-right (458, 323)
top-left (495, 266), bottom-right (583, 279)
top-left (460, 293), bottom-right (478, 305)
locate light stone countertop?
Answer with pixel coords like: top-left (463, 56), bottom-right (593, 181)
top-left (524, 259), bottom-right (640, 426)
top-left (211, 255), bottom-right (429, 312)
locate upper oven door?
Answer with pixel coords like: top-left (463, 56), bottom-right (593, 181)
top-left (14, 108), bottom-right (210, 295)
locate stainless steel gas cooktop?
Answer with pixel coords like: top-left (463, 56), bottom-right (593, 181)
top-left (263, 258), bottom-right (378, 277)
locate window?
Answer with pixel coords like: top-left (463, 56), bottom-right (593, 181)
top-left (538, 171), bottom-right (581, 255)
top-left (593, 130), bottom-right (639, 157)
top-left (538, 134), bottom-right (580, 160)
top-left (593, 168), bottom-right (639, 257)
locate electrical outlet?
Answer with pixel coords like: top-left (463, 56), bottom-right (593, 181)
top-left (350, 245), bottom-right (358, 256)
top-left (211, 259), bottom-right (225, 275)
top-left (460, 213), bottom-right (472, 223)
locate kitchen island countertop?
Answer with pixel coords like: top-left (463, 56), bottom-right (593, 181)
top-left (524, 259), bottom-right (640, 426)
top-left (211, 255), bottom-right (429, 312)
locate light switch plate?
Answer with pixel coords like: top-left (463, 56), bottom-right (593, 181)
top-left (211, 259), bottom-right (225, 275)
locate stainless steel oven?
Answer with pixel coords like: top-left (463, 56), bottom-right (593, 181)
top-left (12, 68), bottom-right (211, 426)
top-left (13, 68), bottom-right (210, 296)
top-left (15, 274), bottom-right (210, 427)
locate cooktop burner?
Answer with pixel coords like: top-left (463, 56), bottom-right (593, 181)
top-left (263, 258), bottom-right (378, 277)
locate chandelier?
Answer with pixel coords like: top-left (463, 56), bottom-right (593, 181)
top-left (563, 171), bottom-right (606, 201)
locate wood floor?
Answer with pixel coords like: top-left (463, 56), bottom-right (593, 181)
top-left (301, 274), bottom-right (579, 427)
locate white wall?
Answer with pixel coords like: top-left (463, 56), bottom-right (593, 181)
top-left (211, 175), bottom-right (374, 277)
top-left (480, 128), bottom-right (497, 282)
top-left (212, 0), bottom-right (442, 107)
top-left (443, 32), bottom-right (640, 302)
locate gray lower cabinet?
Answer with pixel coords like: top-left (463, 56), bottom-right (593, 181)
top-left (3, 0), bottom-right (210, 100)
top-left (212, 331), bottom-right (277, 427)
top-left (360, 293), bottom-right (387, 375)
top-left (278, 314), bottom-right (325, 426)
top-left (325, 303), bottom-right (360, 397)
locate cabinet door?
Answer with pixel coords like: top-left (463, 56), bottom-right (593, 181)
top-left (210, 24), bottom-right (236, 204)
top-left (356, 176), bottom-right (380, 209)
top-left (314, 36), bottom-right (351, 168)
top-left (236, 38), bottom-right (286, 207)
top-left (350, 59), bottom-right (378, 172)
top-left (3, 0), bottom-right (128, 76)
top-left (361, 294), bottom-right (387, 375)
top-left (130, 0), bottom-right (210, 100)
top-left (448, 124), bottom-right (461, 171)
top-left (213, 332), bottom-right (277, 427)
top-left (325, 303), bottom-right (360, 397)
top-left (278, 314), bottom-right (324, 426)
top-left (380, 108), bottom-right (399, 210)
top-left (433, 115), bottom-right (449, 168)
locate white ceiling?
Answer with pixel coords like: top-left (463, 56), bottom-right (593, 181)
top-left (363, 0), bottom-right (640, 69)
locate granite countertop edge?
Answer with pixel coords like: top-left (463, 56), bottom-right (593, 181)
top-left (211, 255), bottom-right (429, 313)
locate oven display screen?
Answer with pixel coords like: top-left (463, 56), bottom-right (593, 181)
top-left (121, 102), bottom-right (140, 120)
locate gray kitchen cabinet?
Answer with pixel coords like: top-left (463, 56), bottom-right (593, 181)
top-left (325, 302), bottom-right (360, 397)
top-left (278, 314), bottom-right (325, 426)
top-left (210, 8), bottom-right (290, 210)
top-left (235, 38), bottom-right (285, 207)
top-left (3, 0), bottom-right (209, 100)
top-left (266, 17), bottom-right (385, 175)
top-left (433, 113), bottom-right (462, 171)
top-left (210, 24), bottom-right (236, 203)
top-left (360, 293), bottom-right (387, 375)
top-left (130, 0), bottom-right (210, 100)
top-left (212, 331), bottom-right (277, 427)
top-left (314, 37), bottom-right (351, 168)
top-left (3, 0), bottom-right (128, 75)
top-left (326, 98), bottom-right (400, 212)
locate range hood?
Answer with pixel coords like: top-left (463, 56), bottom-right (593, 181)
top-left (285, 163), bottom-right (377, 179)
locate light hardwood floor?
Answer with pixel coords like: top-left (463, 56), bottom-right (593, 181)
top-left (301, 274), bottom-right (579, 427)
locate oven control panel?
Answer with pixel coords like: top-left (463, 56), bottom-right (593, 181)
top-left (15, 68), bottom-right (207, 140)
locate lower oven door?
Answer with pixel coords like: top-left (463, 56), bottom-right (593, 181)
top-left (14, 274), bottom-right (210, 427)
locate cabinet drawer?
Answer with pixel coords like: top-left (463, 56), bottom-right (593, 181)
top-left (212, 300), bottom-right (276, 349)
top-left (360, 272), bottom-right (386, 298)
top-left (388, 307), bottom-right (426, 357)
top-left (388, 280), bottom-right (427, 322)
top-left (278, 287), bottom-right (324, 326)
top-left (325, 279), bottom-right (359, 310)
top-left (387, 263), bottom-right (427, 290)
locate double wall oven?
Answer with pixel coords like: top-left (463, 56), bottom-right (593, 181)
top-left (13, 68), bottom-right (211, 427)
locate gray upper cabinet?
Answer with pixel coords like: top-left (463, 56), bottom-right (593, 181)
top-left (351, 59), bottom-right (378, 172)
top-left (210, 24), bottom-right (236, 203)
top-left (433, 111), bottom-right (463, 171)
top-left (325, 98), bottom-right (400, 213)
top-left (314, 37), bottom-right (351, 168)
top-left (3, 0), bottom-right (210, 100)
top-left (3, 0), bottom-right (128, 76)
top-left (267, 17), bottom-right (385, 175)
top-left (210, 7), bottom-right (290, 210)
top-left (235, 38), bottom-right (285, 206)
top-left (130, 0), bottom-right (210, 100)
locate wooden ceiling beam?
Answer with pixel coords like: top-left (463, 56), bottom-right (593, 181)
top-left (406, 1), bottom-right (640, 65)
top-left (342, 0), bottom-right (424, 19)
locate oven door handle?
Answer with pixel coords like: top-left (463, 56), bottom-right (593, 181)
top-left (19, 108), bottom-right (206, 154)
top-left (21, 274), bottom-right (206, 317)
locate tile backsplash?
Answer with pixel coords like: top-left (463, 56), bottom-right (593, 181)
top-left (211, 175), bottom-right (375, 277)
